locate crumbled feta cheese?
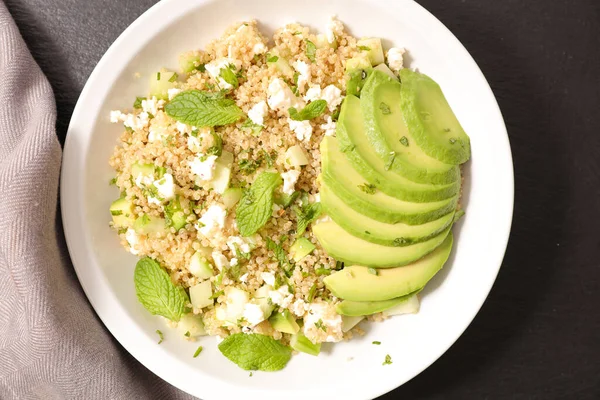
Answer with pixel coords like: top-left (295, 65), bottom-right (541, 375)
top-left (281, 169), bottom-right (301, 195)
top-left (320, 116), bottom-right (337, 136)
top-left (304, 302), bottom-right (343, 343)
top-left (267, 78), bottom-right (303, 111)
top-left (304, 85), bottom-right (322, 102)
top-left (176, 121), bottom-right (191, 135)
top-left (293, 60), bottom-right (311, 93)
top-left (148, 125), bottom-right (168, 142)
top-left (387, 47), bottom-right (406, 72)
top-left (230, 258), bottom-right (239, 267)
top-left (326, 16), bottom-right (344, 44)
top-left (153, 173), bottom-right (176, 201)
top-left (320, 85), bottom-right (344, 111)
top-left (196, 204), bottom-right (227, 238)
top-left (141, 96), bottom-right (164, 115)
top-left (110, 110), bottom-right (124, 123)
top-left (248, 101), bottom-right (268, 126)
top-left (211, 251), bottom-right (229, 271)
top-left (125, 228), bottom-right (140, 255)
top-left (123, 112), bottom-right (150, 131)
top-left (189, 155), bottom-right (218, 181)
top-left (290, 299), bottom-right (310, 318)
top-left (253, 42), bottom-right (267, 54)
top-left (205, 58), bottom-right (242, 89)
top-left (168, 88), bottom-right (182, 101)
top-left (147, 196), bottom-right (162, 206)
top-left (227, 236), bottom-right (252, 254)
top-left (261, 272), bottom-right (275, 286)
top-left (187, 135), bottom-right (201, 153)
top-left (288, 119), bottom-right (313, 141)
top-left (269, 285), bottom-right (294, 308)
top-left (134, 171), bottom-right (154, 188)
top-left (314, 193), bottom-right (321, 203)
top-left (243, 303), bottom-right (266, 326)
top-left (239, 273), bottom-right (249, 283)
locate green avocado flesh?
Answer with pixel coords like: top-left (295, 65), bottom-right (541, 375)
top-left (336, 291), bottom-right (419, 316)
top-left (337, 95), bottom-right (460, 202)
top-left (312, 219), bottom-right (451, 268)
top-left (321, 136), bottom-right (458, 225)
top-left (320, 182), bottom-right (454, 246)
top-left (323, 232), bottom-right (453, 302)
top-left (399, 69), bottom-right (471, 165)
top-left (361, 70), bottom-right (459, 185)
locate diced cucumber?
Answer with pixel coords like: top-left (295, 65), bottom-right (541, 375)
top-left (345, 55), bottom-right (371, 73)
top-left (253, 284), bottom-right (275, 320)
top-left (357, 38), bottom-right (385, 66)
top-left (149, 71), bottom-right (178, 100)
top-left (179, 52), bottom-right (204, 74)
top-left (170, 211), bottom-right (187, 231)
top-left (189, 251), bottom-right (215, 280)
top-left (110, 197), bottom-right (134, 228)
top-left (290, 333), bottom-right (321, 356)
top-left (381, 293), bottom-right (420, 317)
top-left (222, 187), bottom-right (243, 209)
top-left (374, 63), bottom-right (397, 79)
top-left (177, 313), bottom-right (207, 337)
top-left (133, 214), bottom-right (166, 235)
top-left (165, 197), bottom-right (188, 231)
top-left (289, 238), bottom-right (316, 262)
top-left (196, 244), bottom-right (213, 259)
top-left (314, 33), bottom-right (337, 49)
top-left (131, 163), bottom-right (155, 180)
top-left (216, 287), bottom-right (250, 324)
top-left (190, 280), bottom-right (214, 309)
top-left (208, 151), bottom-right (234, 194)
top-left (267, 48), bottom-right (294, 79)
top-left (269, 310), bottom-right (300, 334)
top-left (341, 315), bottom-right (364, 333)
top-left (285, 145), bottom-right (309, 167)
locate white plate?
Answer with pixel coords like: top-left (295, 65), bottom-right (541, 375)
top-left (61, 0), bottom-right (513, 399)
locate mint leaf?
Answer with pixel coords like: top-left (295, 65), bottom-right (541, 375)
top-left (266, 238), bottom-right (294, 277)
top-left (134, 257), bottom-right (189, 322)
top-left (165, 90), bottom-right (244, 127)
top-left (288, 100), bottom-right (327, 121)
top-left (306, 40), bottom-right (317, 62)
top-left (206, 131), bottom-right (223, 157)
top-left (266, 53), bottom-right (279, 63)
top-left (236, 172), bottom-right (282, 236)
top-left (220, 65), bottom-right (239, 89)
top-left (241, 119), bottom-right (263, 136)
top-left (358, 45), bottom-right (371, 51)
top-left (293, 202), bottom-right (322, 236)
top-left (218, 333), bottom-right (292, 371)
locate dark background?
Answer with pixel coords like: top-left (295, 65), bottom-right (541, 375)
top-left (5, 0), bottom-right (599, 398)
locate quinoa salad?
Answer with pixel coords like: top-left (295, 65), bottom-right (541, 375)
top-left (108, 17), bottom-right (470, 371)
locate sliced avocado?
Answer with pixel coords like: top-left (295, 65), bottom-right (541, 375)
top-left (361, 70), bottom-right (459, 184)
top-left (323, 232), bottom-right (453, 302)
top-left (290, 333), bottom-right (321, 356)
top-left (320, 182), bottom-right (454, 246)
top-left (313, 219), bottom-right (451, 268)
top-left (399, 69), bottom-right (471, 165)
top-left (289, 238), bottom-right (316, 262)
top-left (321, 136), bottom-right (458, 225)
top-left (382, 293), bottom-right (420, 317)
top-left (345, 56), bottom-right (373, 97)
top-left (357, 38), bottom-right (385, 66)
top-left (336, 291), bottom-right (420, 316)
top-left (189, 280), bottom-right (213, 309)
top-left (110, 197), bottom-right (135, 227)
top-left (269, 310), bottom-right (300, 334)
top-left (341, 315), bottom-right (364, 332)
top-left (373, 63), bottom-right (397, 79)
top-left (133, 214), bottom-right (166, 235)
top-left (337, 95), bottom-right (460, 202)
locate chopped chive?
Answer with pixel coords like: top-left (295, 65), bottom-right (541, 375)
top-left (372, 341), bottom-right (381, 345)
top-left (315, 268), bottom-right (331, 276)
top-left (314, 319), bottom-right (327, 332)
top-left (193, 346), bottom-right (203, 358)
top-left (399, 136), bottom-right (409, 146)
top-left (383, 354), bottom-right (393, 365)
top-left (109, 177), bottom-right (117, 186)
top-left (156, 329), bottom-right (164, 344)
top-left (307, 283), bottom-right (317, 303)
top-left (110, 210), bottom-right (123, 216)
top-left (168, 73), bottom-right (178, 82)
top-left (358, 183), bottom-right (376, 194)
top-left (368, 267), bottom-right (378, 276)
top-left (184, 331), bottom-right (191, 338)
top-left (379, 102), bottom-right (391, 115)
top-left (156, 72), bottom-right (161, 80)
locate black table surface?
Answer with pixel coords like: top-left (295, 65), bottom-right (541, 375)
top-left (5, 0), bottom-right (599, 398)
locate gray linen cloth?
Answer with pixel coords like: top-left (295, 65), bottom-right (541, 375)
top-left (0, 3), bottom-right (195, 399)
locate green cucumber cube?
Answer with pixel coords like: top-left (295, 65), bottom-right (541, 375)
top-left (290, 333), bottom-right (321, 356)
top-left (189, 251), bottom-right (215, 280)
top-left (189, 280), bottom-right (214, 310)
top-left (290, 238), bottom-right (316, 262)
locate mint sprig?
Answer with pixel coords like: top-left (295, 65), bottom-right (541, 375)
top-left (293, 201), bottom-right (322, 236)
top-left (236, 172), bottom-right (282, 236)
top-left (266, 238), bottom-right (294, 277)
top-left (219, 65), bottom-right (239, 89)
top-left (218, 333), bottom-right (292, 371)
top-left (288, 100), bottom-right (327, 121)
top-left (165, 90), bottom-right (244, 127)
top-left (134, 257), bottom-right (189, 322)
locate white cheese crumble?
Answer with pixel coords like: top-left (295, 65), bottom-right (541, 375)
top-left (304, 85), bottom-right (322, 103)
top-left (211, 251), bottom-right (229, 271)
top-left (153, 173), bottom-right (176, 201)
top-left (110, 110), bottom-right (123, 123)
top-left (326, 16), bottom-right (344, 44)
top-left (168, 88), bottom-right (182, 101)
top-left (230, 258), bottom-right (239, 267)
top-left (189, 155), bottom-right (218, 181)
top-left (292, 60), bottom-right (311, 93)
top-left (123, 112), bottom-right (150, 132)
top-left (267, 78), bottom-right (303, 111)
top-left (304, 302), bottom-right (343, 343)
top-left (196, 204), bottom-right (227, 238)
top-left (253, 42), bottom-right (267, 55)
top-left (320, 116), bottom-right (337, 136)
top-left (281, 169), bottom-right (301, 195)
top-left (125, 228), bottom-right (140, 255)
top-left (148, 125), bottom-right (168, 142)
top-left (243, 303), bottom-right (266, 326)
top-left (205, 57), bottom-right (242, 89)
top-left (187, 135), bottom-right (201, 153)
top-left (290, 299), bottom-right (310, 318)
top-left (387, 47), bottom-right (406, 72)
top-left (320, 85), bottom-right (344, 111)
top-left (248, 101), bottom-right (268, 126)
top-left (269, 285), bottom-right (294, 308)
top-left (227, 236), bottom-right (252, 254)
top-left (176, 121), bottom-right (191, 135)
top-left (288, 119), bottom-right (313, 141)
top-left (141, 96), bottom-right (164, 115)
top-left (261, 272), bottom-right (275, 286)
top-left (239, 273), bottom-right (249, 283)
top-left (134, 170), bottom-right (154, 188)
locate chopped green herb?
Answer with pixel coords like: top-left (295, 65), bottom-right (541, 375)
top-left (238, 158), bottom-right (263, 175)
top-left (109, 177), bottom-right (118, 186)
top-left (266, 238), bottom-right (294, 277)
top-left (241, 119), bottom-right (263, 136)
top-left (368, 267), bottom-right (378, 276)
top-left (379, 102), bottom-right (391, 115)
top-left (168, 73), bottom-right (179, 82)
top-left (156, 72), bottom-right (161, 80)
top-left (220, 65), bottom-right (239, 89)
top-left (449, 138), bottom-right (457, 144)
top-left (340, 142), bottom-right (355, 153)
top-left (263, 150), bottom-right (276, 168)
top-left (165, 90), bottom-right (244, 127)
top-left (266, 53), bottom-right (279, 63)
top-left (358, 45), bottom-right (371, 51)
top-left (125, 126), bottom-right (134, 133)
top-left (209, 290), bottom-right (224, 300)
top-left (384, 152), bottom-right (396, 171)
top-left (235, 172), bottom-right (282, 236)
top-left (335, 260), bottom-right (344, 270)
top-left (383, 354), bottom-right (393, 365)
top-left (218, 333), bottom-right (292, 371)
top-left (315, 267), bottom-right (331, 276)
top-left (292, 202), bottom-right (322, 236)
top-left (117, 227), bottom-right (128, 235)
top-left (206, 131), bottom-right (223, 157)
top-left (293, 31), bottom-right (302, 35)
top-left (288, 100), bottom-right (327, 121)
top-left (193, 346), bottom-right (203, 358)
top-left (110, 210), bottom-right (123, 216)
top-left (307, 283), bottom-right (317, 303)
top-left (358, 183), bottom-right (377, 194)
top-left (133, 97), bottom-right (146, 109)
top-left (314, 319), bottom-right (327, 332)
top-left (393, 237), bottom-right (408, 246)
top-left (331, 107), bottom-right (341, 121)
top-left (365, 231), bottom-right (371, 234)
top-left (156, 329), bottom-right (164, 344)
top-left (372, 341), bottom-right (381, 345)
top-left (305, 40), bottom-right (317, 62)
top-left (184, 331), bottom-right (191, 338)
top-left (399, 136), bottom-right (409, 147)
top-left (249, 372), bottom-right (253, 377)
